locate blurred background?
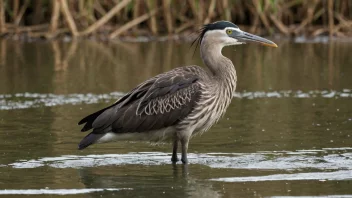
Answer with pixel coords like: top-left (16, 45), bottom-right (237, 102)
top-left (0, 1), bottom-right (352, 198)
top-left (0, 0), bottom-right (351, 40)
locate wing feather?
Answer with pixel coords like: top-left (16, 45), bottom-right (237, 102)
top-left (78, 68), bottom-right (202, 135)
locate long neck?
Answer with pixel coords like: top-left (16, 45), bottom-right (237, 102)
top-left (200, 39), bottom-right (237, 91)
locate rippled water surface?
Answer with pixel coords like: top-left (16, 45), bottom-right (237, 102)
top-left (0, 39), bottom-right (351, 198)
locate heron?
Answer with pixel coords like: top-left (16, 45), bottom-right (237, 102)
top-left (78, 21), bottom-right (277, 164)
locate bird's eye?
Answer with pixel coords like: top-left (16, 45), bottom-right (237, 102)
top-left (226, 29), bottom-right (232, 35)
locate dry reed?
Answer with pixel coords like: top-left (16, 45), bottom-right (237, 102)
top-left (0, 0), bottom-right (351, 40)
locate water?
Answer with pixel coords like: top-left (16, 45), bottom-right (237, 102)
top-left (0, 39), bottom-right (351, 197)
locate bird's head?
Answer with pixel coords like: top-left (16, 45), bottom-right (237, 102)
top-left (194, 21), bottom-right (277, 48)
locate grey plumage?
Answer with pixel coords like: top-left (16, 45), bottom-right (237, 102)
top-left (78, 21), bottom-right (277, 164)
top-left (79, 68), bottom-right (202, 134)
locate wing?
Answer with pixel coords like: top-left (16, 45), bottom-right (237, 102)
top-left (78, 79), bottom-right (154, 132)
top-left (78, 68), bottom-right (202, 134)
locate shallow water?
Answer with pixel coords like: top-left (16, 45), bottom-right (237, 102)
top-left (0, 39), bottom-right (351, 197)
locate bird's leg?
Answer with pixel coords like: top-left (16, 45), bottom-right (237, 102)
top-left (180, 137), bottom-right (190, 164)
top-left (171, 138), bottom-right (179, 163)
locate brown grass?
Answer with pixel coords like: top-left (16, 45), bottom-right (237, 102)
top-left (0, 0), bottom-right (351, 40)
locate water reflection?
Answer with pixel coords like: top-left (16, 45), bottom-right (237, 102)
top-left (0, 40), bottom-right (351, 198)
top-left (1, 40), bottom-right (351, 94)
top-left (3, 150), bottom-right (352, 197)
top-left (78, 165), bottom-right (221, 198)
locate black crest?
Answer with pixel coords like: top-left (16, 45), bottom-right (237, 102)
top-left (191, 21), bottom-right (238, 56)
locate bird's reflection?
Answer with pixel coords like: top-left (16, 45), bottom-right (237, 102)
top-left (172, 163), bottom-right (189, 179)
top-left (78, 164), bottom-right (220, 198)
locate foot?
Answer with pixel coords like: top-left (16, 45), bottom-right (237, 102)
top-left (181, 157), bottom-right (188, 164)
top-left (171, 156), bottom-right (179, 163)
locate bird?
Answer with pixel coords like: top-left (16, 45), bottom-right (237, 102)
top-left (77, 21), bottom-right (277, 164)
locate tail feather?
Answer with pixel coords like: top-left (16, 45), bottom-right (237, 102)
top-left (78, 133), bottom-right (104, 150)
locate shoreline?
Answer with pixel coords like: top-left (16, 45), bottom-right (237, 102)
top-left (2, 32), bottom-right (352, 44)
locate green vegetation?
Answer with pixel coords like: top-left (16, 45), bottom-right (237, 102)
top-left (0, 0), bottom-right (351, 40)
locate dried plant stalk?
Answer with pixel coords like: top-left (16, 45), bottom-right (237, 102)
top-left (146, 0), bottom-right (158, 34)
top-left (175, 20), bottom-right (195, 33)
top-left (0, 0), bottom-right (5, 33)
top-left (14, 0), bottom-right (30, 26)
top-left (294, 0), bottom-right (319, 34)
top-left (132, 0), bottom-right (140, 31)
top-left (269, 14), bottom-right (290, 35)
top-left (187, 0), bottom-right (199, 21)
top-left (94, 1), bottom-right (107, 17)
top-left (109, 9), bottom-right (158, 39)
top-left (163, 0), bottom-right (173, 34)
top-left (81, 0), bottom-right (132, 36)
top-left (204, 0), bottom-right (216, 24)
top-left (133, 0), bottom-right (140, 20)
top-left (328, 0), bottom-right (334, 37)
top-left (32, 0), bottom-right (44, 25)
top-left (12, 0), bottom-right (19, 22)
top-left (0, 39), bottom-right (5, 65)
top-left (252, 0), bottom-right (271, 33)
top-left (48, 0), bottom-right (61, 36)
top-left (60, 0), bottom-right (79, 36)
top-left (0, 0), bottom-right (351, 39)
top-left (222, 0), bottom-right (231, 21)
